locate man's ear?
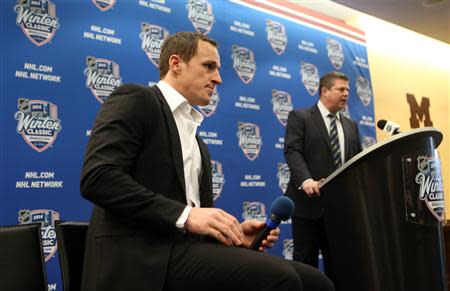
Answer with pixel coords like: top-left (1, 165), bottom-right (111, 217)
top-left (168, 55), bottom-right (182, 74)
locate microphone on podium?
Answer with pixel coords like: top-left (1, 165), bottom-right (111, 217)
top-left (249, 196), bottom-right (295, 250)
top-left (377, 119), bottom-right (401, 135)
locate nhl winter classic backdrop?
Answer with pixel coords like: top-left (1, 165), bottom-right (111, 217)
top-left (1, 0), bottom-right (376, 289)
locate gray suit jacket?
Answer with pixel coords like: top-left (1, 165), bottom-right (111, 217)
top-left (284, 105), bottom-right (362, 218)
top-left (80, 84), bottom-right (213, 291)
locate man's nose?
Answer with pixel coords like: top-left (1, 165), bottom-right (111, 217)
top-left (212, 70), bottom-right (222, 85)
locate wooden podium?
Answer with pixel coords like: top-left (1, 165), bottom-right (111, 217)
top-left (320, 128), bottom-right (447, 291)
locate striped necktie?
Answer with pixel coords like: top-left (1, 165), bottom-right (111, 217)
top-left (328, 113), bottom-right (342, 169)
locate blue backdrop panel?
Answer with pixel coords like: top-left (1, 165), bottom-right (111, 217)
top-left (1, 0), bottom-right (375, 290)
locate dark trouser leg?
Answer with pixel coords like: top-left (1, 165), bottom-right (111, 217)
top-left (164, 235), bottom-right (334, 291)
top-left (291, 216), bottom-right (321, 268)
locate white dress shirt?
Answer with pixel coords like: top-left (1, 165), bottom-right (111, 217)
top-left (157, 81), bottom-right (204, 228)
top-left (317, 100), bottom-right (345, 165)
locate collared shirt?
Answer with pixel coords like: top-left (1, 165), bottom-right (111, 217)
top-left (317, 100), bottom-right (345, 165)
top-left (157, 81), bottom-right (204, 228)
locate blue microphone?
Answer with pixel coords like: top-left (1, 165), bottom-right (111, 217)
top-left (249, 196), bottom-right (295, 250)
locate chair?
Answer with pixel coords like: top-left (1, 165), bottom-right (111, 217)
top-left (0, 223), bottom-right (48, 291)
top-left (55, 221), bottom-right (89, 291)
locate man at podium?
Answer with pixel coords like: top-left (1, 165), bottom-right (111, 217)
top-left (284, 71), bottom-right (362, 283)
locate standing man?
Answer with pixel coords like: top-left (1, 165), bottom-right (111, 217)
top-left (284, 71), bottom-right (362, 283)
top-left (81, 32), bottom-right (334, 291)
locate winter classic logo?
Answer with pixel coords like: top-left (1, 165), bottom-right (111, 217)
top-left (266, 19), bottom-right (287, 55)
top-left (232, 45), bottom-right (256, 84)
top-left (84, 56), bottom-right (122, 103)
top-left (242, 201), bottom-right (266, 221)
top-left (415, 155), bottom-right (445, 221)
top-left (283, 239), bottom-right (293, 260)
top-left (92, 0), bottom-right (116, 11)
top-left (326, 38), bottom-right (344, 69)
top-left (356, 76), bottom-right (372, 106)
top-left (14, 98), bottom-right (62, 152)
top-left (187, 0), bottom-right (214, 34)
top-left (237, 122), bottom-right (262, 161)
top-left (14, 0), bottom-right (60, 46)
top-left (18, 209), bottom-right (59, 262)
top-left (198, 87), bottom-right (220, 117)
top-left (140, 23), bottom-right (169, 68)
top-left (211, 160), bottom-right (225, 201)
top-left (300, 62), bottom-right (319, 96)
top-left (277, 163), bottom-right (290, 193)
top-left (271, 90), bottom-right (293, 126)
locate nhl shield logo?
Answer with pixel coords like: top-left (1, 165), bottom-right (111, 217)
top-left (362, 136), bottom-right (376, 149)
top-left (211, 160), bottom-right (225, 201)
top-left (326, 38), bottom-right (344, 69)
top-left (415, 155), bottom-right (445, 221)
top-left (14, 0), bottom-right (60, 46)
top-left (300, 62), bottom-right (320, 96)
top-left (14, 98), bottom-right (62, 152)
top-left (277, 163), bottom-right (291, 193)
top-left (356, 76), bottom-right (372, 106)
top-left (232, 45), bottom-right (257, 84)
top-left (242, 201), bottom-right (266, 221)
top-left (198, 87), bottom-right (220, 117)
top-left (84, 56), bottom-right (123, 103)
top-left (266, 19), bottom-right (287, 55)
top-left (140, 23), bottom-right (170, 68)
top-left (271, 90), bottom-right (293, 126)
top-left (282, 239), bottom-right (293, 260)
top-left (187, 0), bottom-right (215, 34)
top-left (18, 209), bottom-right (60, 262)
top-left (92, 0), bottom-right (115, 11)
top-left (237, 122), bottom-right (263, 161)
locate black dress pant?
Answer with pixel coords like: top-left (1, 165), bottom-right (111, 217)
top-left (164, 234), bottom-right (334, 291)
top-left (291, 216), bottom-right (336, 285)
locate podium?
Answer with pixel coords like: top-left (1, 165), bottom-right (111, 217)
top-left (320, 128), bottom-right (447, 291)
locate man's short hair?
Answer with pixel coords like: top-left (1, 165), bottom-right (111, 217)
top-left (159, 32), bottom-right (218, 79)
top-left (319, 71), bottom-right (349, 95)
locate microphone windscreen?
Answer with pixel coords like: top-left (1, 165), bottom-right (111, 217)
top-left (377, 119), bottom-right (387, 130)
top-left (270, 196), bottom-right (295, 221)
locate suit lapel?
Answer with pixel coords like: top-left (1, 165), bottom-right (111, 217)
top-left (311, 106), bottom-right (332, 152)
top-left (196, 136), bottom-right (213, 207)
top-left (152, 86), bottom-right (186, 195)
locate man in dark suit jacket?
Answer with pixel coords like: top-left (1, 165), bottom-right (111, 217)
top-left (81, 32), bottom-right (334, 291)
top-left (284, 72), bottom-right (362, 283)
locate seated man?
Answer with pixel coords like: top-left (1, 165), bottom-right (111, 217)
top-left (80, 31), bottom-right (334, 291)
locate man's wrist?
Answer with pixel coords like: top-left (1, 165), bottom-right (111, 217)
top-left (176, 206), bottom-right (192, 231)
top-left (298, 179), bottom-right (313, 190)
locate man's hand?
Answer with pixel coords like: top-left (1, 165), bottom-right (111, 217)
top-left (241, 220), bottom-right (280, 252)
top-left (185, 207), bottom-right (244, 246)
top-left (302, 179), bottom-right (323, 197)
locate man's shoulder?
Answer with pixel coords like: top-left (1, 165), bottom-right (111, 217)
top-left (291, 104), bottom-right (317, 116)
top-left (113, 83), bottom-right (160, 96)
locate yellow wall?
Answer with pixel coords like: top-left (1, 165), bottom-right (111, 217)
top-left (350, 16), bottom-right (450, 209)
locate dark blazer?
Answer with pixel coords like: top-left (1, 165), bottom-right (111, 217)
top-left (80, 84), bottom-right (213, 291)
top-left (284, 105), bottom-right (362, 219)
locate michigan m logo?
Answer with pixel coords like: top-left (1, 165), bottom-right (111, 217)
top-left (406, 94), bottom-right (433, 128)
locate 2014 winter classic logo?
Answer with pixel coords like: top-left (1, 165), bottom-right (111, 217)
top-left (14, 0), bottom-right (60, 46)
top-left (84, 56), bottom-right (123, 103)
top-left (187, 0), bottom-right (214, 34)
top-left (140, 23), bottom-right (170, 68)
top-left (14, 98), bottom-right (62, 152)
top-left (18, 209), bottom-right (60, 262)
top-left (415, 155), bottom-right (445, 221)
